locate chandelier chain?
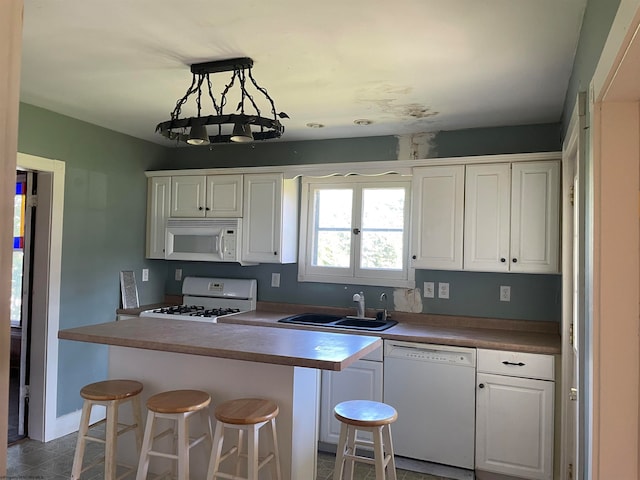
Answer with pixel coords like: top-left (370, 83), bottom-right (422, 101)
top-left (248, 68), bottom-right (277, 123)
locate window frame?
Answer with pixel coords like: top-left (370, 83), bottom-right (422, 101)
top-left (298, 175), bottom-right (414, 288)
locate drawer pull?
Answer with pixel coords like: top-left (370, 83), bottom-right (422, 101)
top-left (502, 361), bottom-right (525, 366)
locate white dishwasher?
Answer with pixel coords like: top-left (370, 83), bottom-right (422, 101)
top-left (384, 340), bottom-right (476, 470)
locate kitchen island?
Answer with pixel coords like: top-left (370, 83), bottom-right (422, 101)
top-left (58, 317), bottom-right (382, 480)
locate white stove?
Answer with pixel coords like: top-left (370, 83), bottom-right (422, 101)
top-left (140, 277), bottom-right (257, 322)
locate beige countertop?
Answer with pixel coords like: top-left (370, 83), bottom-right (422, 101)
top-left (57, 316), bottom-right (382, 371)
top-left (219, 303), bottom-right (561, 355)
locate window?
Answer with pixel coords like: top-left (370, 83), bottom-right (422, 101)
top-left (12, 180), bottom-right (25, 324)
top-left (298, 176), bottom-right (413, 287)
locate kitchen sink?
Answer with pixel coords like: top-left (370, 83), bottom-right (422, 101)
top-left (277, 313), bottom-right (397, 331)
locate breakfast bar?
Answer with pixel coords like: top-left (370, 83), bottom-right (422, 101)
top-left (58, 317), bottom-right (382, 480)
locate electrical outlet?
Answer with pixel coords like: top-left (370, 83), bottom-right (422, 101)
top-left (141, 268), bottom-right (149, 282)
top-left (500, 285), bottom-right (511, 302)
top-left (271, 273), bottom-right (281, 288)
top-left (175, 268), bottom-right (182, 281)
top-left (424, 282), bottom-right (435, 298)
top-left (438, 282), bottom-right (449, 299)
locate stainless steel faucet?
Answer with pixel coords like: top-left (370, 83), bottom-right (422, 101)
top-left (352, 292), bottom-right (365, 318)
top-left (378, 292), bottom-right (389, 321)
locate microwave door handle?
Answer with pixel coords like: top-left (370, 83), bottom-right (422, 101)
top-left (217, 231), bottom-right (224, 261)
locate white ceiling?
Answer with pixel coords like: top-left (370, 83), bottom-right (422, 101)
top-left (20, 0), bottom-right (587, 146)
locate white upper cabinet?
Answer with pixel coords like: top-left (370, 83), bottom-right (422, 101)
top-left (464, 161), bottom-right (560, 273)
top-left (205, 174), bottom-right (243, 217)
top-left (411, 165), bottom-right (465, 270)
top-left (464, 163), bottom-right (512, 272)
top-left (170, 174), bottom-right (243, 217)
top-left (242, 173), bottom-right (299, 264)
top-left (146, 176), bottom-right (171, 259)
top-left (509, 162), bottom-right (560, 273)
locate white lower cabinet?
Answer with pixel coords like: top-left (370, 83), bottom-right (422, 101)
top-left (475, 349), bottom-right (555, 480)
top-left (319, 348), bottom-right (383, 445)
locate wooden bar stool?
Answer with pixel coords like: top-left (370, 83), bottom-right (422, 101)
top-left (136, 389), bottom-right (212, 480)
top-left (206, 398), bottom-right (281, 480)
top-left (333, 400), bottom-right (398, 480)
top-left (71, 379), bottom-right (144, 480)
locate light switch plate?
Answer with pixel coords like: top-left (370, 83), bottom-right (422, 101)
top-left (141, 268), bottom-right (149, 282)
top-left (271, 273), bottom-right (281, 288)
top-left (438, 282), bottom-right (449, 299)
top-left (424, 282), bottom-right (435, 298)
top-left (175, 268), bottom-right (182, 281)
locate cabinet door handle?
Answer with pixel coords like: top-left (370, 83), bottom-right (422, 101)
top-left (512, 258), bottom-right (518, 263)
top-left (205, 207), bottom-right (210, 211)
top-left (352, 228), bottom-right (360, 235)
top-left (198, 206), bottom-right (204, 211)
top-left (502, 361), bottom-right (525, 366)
top-left (478, 383), bottom-right (485, 389)
top-left (500, 258), bottom-right (506, 263)
top-left (412, 255), bottom-right (417, 260)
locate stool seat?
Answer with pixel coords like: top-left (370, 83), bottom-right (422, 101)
top-left (334, 400), bottom-right (397, 427)
top-left (72, 379), bottom-right (144, 480)
top-left (214, 398), bottom-right (279, 425)
top-left (136, 389), bottom-right (212, 480)
top-left (80, 379), bottom-right (143, 401)
top-left (333, 400), bottom-right (398, 480)
top-left (207, 398), bottom-right (282, 480)
top-left (147, 389), bottom-right (211, 413)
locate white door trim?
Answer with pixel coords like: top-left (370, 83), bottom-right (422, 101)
top-left (16, 152), bottom-right (65, 442)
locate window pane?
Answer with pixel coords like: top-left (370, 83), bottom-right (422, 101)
top-left (313, 189), bottom-right (352, 268)
top-left (11, 251), bottom-right (23, 322)
top-left (360, 187), bottom-right (405, 270)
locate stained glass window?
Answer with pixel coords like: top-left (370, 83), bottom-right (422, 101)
top-left (11, 180), bottom-right (25, 323)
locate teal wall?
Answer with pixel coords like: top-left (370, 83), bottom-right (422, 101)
top-left (18, 103), bottom-right (170, 415)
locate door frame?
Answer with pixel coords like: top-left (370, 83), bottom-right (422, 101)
top-left (560, 91), bottom-right (585, 480)
top-left (16, 153), bottom-right (65, 442)
top-left (588, 1), bottom-right (640, 477)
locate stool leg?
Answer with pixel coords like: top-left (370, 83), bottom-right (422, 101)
top-left (382, 424), bottom-right (397, 480)
top-left (131, 395), bottom-right (144, 458)
top-left (372, 426), bottom-right (386, 480)
top-left (136, 410), bottom-right (156, 480)
top-left (344, 426), bottom-right (357, 480)
top-left (247, 424), bottom-right (259, 480)
top-left (105, 400), bottom-right (118, 480)
top-left (71, 400), bottom-right (93, 480)
top-left (333, 423), bottom-right (348, 480)
top-left (177, 413), bottom-right (189, 480)
top-left (235, 428), bottom-right (244, 478)
top-left (269, 418), bottom-right (282, 480)
top-left (206, 421), bottom-right (225, 480)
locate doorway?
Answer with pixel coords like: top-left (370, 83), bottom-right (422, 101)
top-left (8, 170), bottom-right (34, 444)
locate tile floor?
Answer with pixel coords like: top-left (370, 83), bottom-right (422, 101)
top-left (7, 431), bottom-right (452, 480)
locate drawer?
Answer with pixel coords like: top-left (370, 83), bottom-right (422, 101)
top-left (477, 349), bottom-right (554, 380)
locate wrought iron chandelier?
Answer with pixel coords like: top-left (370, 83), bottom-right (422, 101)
top-left (156, 57), bottom-right (289, 145)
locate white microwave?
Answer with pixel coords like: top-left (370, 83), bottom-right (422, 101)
top-left (165, 218), bottom-right (241, 262)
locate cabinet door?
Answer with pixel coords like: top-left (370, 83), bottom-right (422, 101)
top-left (464, 163), bottom-right (511, 271)
top-left (476, 373), bottom-right (554, 480)
top-left (170, 175), bottom-right (206, 217)
top-left (146, 177), bottom-right (171, 259)
top-left (205, 174), bottom-right (243, 217)
top-left (510, 161), bottom-right (560, 273)
top-left (411, 165), bottom-right (465, 270)
top-left (242, 173), bottom-right (283, 263)
top-left (320, 360), bottom-right (383, 445)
